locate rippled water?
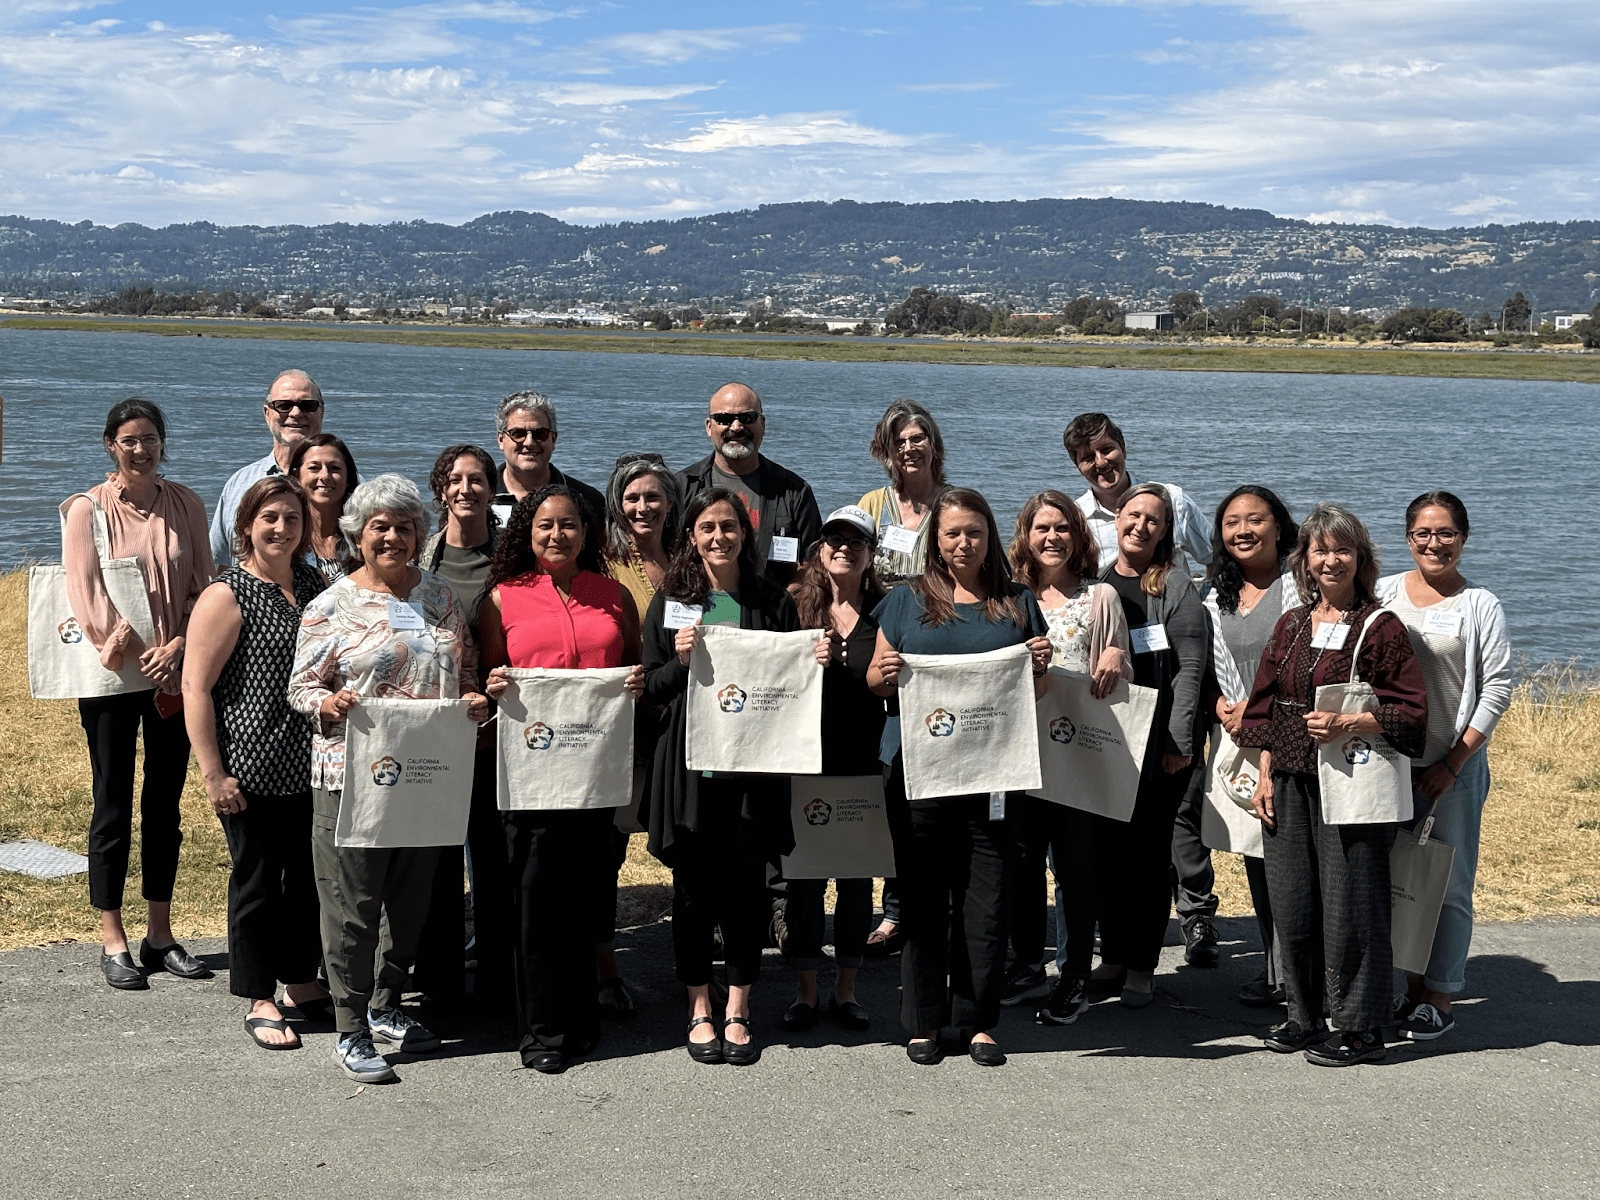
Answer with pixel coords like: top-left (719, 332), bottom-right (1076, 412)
top-left (0, 327), bottom-right (1589, 666)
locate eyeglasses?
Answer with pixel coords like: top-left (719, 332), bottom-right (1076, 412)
top-left (823, 533), bottom-right (870, 551)
top-left (1407, 529), bottom-right (1462, 546)
top-left (265, 398), bottom-right (323, 415)
top-left (894, 433), bottom-right (929, 450)
top-left (504, 427), bottom-right (554, 444)
top-left (614, 451), bottom-right (667, 470)
top-left (113, 435), bottom-right (162, 450)
top-left (709, 411), bottom-right (763, 427)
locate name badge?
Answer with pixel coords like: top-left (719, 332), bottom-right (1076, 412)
top-left (664, 601), bottom-right (704, 630)
top-left (1129, 623), bottom-right (1170, 654)
top-left (988, 791), bottom-right (1007, 821)
top-left (386, 599), bottom-right (426, 631)
top-left (880, 525), bottom-right (919, 555)
top-left (1310, 622), bottom-right (1349, 650)
top-left (769, 536), bottom-right (799, 563)
top-left (490, 503), bottom-right (514, 526)
top-left (1422, 609), bottom-right (1463, 637)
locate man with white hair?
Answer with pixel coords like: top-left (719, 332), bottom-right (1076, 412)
top-left (491, 389), bottom-right (605, 524)
top-left (208, 369), bottom-right (325, 567)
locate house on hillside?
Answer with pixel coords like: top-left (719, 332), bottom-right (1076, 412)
top-left (1553, 313), bottom-right (1592, 331)
top-left (1125, 311), bottom-right (1176, 331)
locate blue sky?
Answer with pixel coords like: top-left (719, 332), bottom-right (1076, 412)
top-left (3, 0), bottom-right (1597, 228)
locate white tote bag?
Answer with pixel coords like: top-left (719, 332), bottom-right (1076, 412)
top-left (495, 666), bottom-right (635, 811)
top-left (1315, 611), bottom-right (1415, 825)
top-left (686, 626), bottom-right (823, 775)
top-left (337, 697), bottom-right (478, 848)
top-left (1201, 725), bottom-right (1266, 856)
top-left (28, 494), bottom-right (158, 700)
top-left (898, 643), bottom-right (1041, 802)
top-left (781, 775), bottom-right (897, 880)
top-left (1029, 667), bottom-right (1157, 822)
top-left (1390, 798), bottom-right (1456, 975)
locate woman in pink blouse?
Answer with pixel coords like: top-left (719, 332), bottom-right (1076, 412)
top-left (64, 398), bottom-right (214, 992)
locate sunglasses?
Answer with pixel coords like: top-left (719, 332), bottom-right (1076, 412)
top-left (822, 533), bottom-right (870, 551)
top-left (266, 398), bottom-right (323, 415)
top-left (504, 427), bottom-right (554, 444)
top-left (709, 411), bottom-right (763, 427)
top-left (614, 451), bottom-right (667, 469)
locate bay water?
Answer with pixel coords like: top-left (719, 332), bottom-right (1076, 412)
top-left (0, 327), bottom-right (1589, 666)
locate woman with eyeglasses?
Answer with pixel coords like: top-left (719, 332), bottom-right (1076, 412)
top-left (781, 506), bottom-right (889, 1036)
top-left (1377, 492), bottom-right (1511, 1043)
top-left (289, 433), bottom-right (359, 586)
top-left (64, 398), bottom-right (215, 990)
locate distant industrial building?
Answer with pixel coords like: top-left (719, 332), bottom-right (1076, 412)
top-left (1125, 311), bottom-right (1177, 331)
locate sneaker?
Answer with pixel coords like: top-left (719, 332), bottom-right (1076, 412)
top-left (367, 1006), bottom-right (442, 1053)
top-left (334, 1031), bottom-right (397, 1082)
top-left (1304, 1029), bottom-right (1386, 1067)
top-left (1182, 916), bottom-right (1221, 968)
top-left (1262, 1020), bottom-right (1327, 1053)
top-left (1036, 976), bottom-right (1089, 1026)
top-left (1392, 992), bottom-right (1421, 1023)
top-left (1398, 1002), bottom-right (1456, 1042)
top-left (998, 962), bottom-right (1050, 1007)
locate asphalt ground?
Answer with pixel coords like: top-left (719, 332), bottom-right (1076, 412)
top-left (0, 914), bottom-right (1595, 1199)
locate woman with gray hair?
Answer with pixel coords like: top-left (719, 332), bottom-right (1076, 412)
top-left (1238, 502), bottom-right (1426, 1067)
top-left (288, 473), bottom-right (490, 1082)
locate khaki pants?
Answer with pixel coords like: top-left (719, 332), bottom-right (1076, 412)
top-left (312, 787), bottom-right (441, 1035)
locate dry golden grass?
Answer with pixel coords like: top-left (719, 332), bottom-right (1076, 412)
top-left (2, 568), bottom-right (1595, 948)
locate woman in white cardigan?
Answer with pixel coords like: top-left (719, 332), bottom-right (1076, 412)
top-left (1377, 490), bottom-right (1512, 1043)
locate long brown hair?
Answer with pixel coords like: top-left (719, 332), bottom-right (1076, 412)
top-left (1117, 483), bottom-right (1178, 597)
top-left (660, 487), bottom-right (760, 606)
top-left (915, 487), bottom-right (1022, 628)
top-left (1009, 489), bottom-right (1097, 588)
top-left (792, 542), bottom-right (888, 631)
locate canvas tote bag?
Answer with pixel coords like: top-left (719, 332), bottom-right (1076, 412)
top-left (1390, 796), bottom-right (1455, 975)
top-left (781, 774), bottom-right (896, 880)
top-left (686, 626), bottom-right (823, 775)
top-left (495, 666), bottom-right (634, 811)
top-left (29, 494), bottom-right (158, 700)
top-left (1315, 611), bottom-right (1415, 825)
top-left (337, 697), bottom-right (478, 848)
top-left (898, 643), bottom-right (1041, 802)
top-left (1029, 667), bottom-right (1157, 822)
top-left (1201, 725), bottom-right (1266, 856)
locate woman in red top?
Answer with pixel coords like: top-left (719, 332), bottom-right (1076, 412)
top-left (479, 485), bottom-right (645, 1074)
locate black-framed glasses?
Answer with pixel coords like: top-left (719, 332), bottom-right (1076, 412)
top-left (614, 451), bottom-right (667, 470)
top-left (265, 398), bottom-right (323, 415)
top-left (1407, 529), bottom-right (1461, 545)
top-left (823, 533), bottom-right (870, 551)
top-left (505, 427), bottom-right (554, 444)
top-left (709, 411), bottom-right (763, 427)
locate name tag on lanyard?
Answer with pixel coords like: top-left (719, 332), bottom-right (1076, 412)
top-left (1129, 623), bottom-right (1170, 655)
top-left (989, 792), bottom-right (1007, 821)
top-left (768, 536), bottom-right (799, 563)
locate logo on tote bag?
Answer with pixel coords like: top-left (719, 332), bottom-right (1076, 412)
top-left (1341, 736), bottom-right (1373, 766)
top-left (803, 798), bottom-right (833, 826)
top-left (57, 617), bottom-right (84, 644)
top-left (925, 708), bottom-right (956, 737)
top-left (717, 684), bottom-right (748, 713)
top-left (371, 756), bottom-right (403, 786)
top-left (1049, 715), bottom-right (1077, 745)
top-left (524, 722), bottom-right (555, 750)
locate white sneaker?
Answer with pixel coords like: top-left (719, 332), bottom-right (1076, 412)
top-left (368, 1006), bottom-right (442, 1053)
top-left (334, 1031), bottom-right (397, 1082)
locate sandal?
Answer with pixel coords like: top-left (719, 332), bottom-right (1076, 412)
top-left (721, 1016), bottom-right (758, 1066)
top-left (245, 1015), bottom-right (301, 1051)
top-left (598, 977), bottom-right (636, 1021)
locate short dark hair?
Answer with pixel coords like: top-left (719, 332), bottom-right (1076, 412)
top-left (1405, 490), bottom-right (1470, 539)
top-left (427, 444), bottom-right (500, 533)
top-left (102, 397), bottom-right (168, 461)
top-left (1062, 412), bottom-right (1125, 462)
top-left (234, 475), bottom-right (312, 562)
top-left (288, 433), bottom-right (360, 504)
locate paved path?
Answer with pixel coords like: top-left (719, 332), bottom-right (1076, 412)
top-left (1, 915), bottom-right (1595, 1199)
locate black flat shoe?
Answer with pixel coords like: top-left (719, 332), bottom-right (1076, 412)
top-left (685, 1015), bottom-right (723, 1064)
top-left (721, 1016), bottom-right (758, 1066)
top-left (905, 1038), bottom-right (943, 1065)
top-left (100, 950), bottom-right (147, 991)
top-left (1304, 1030), bottom-right (1386, 1067)
top-left (967, 1039), bottom-right (1006, 1067)
top-left (782, 1001), bottom-right (816, 1032)
top-left (523, 1049), bottom-right (568, 1074)
top-left (1262, 1020), bottom-right (1327, 1054)
top-left (828, 997), bottom-right (870, 1031)
top-left (139, 940), bottom-right (212, 979)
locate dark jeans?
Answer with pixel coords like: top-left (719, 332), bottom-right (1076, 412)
top-left (1094, 760), bottom-right (1193, 973)
top-left (78, 691), bottom-right (190, 911)
top-left (1011, 796), bottom-right (1097, 978)
top-left (219, 789), bottom-right (321, 999)
top-left (1262, 771), bottom-right (1395, 1033)
top-left (880, 877), bottom-right (901, 926)
top-left (789, 877), bottom-right (873, 971)
top-left (506, 807), bottom-right (613, 1054)
top-left (887, 758), bottom-right (1017, 1034)
top-left (1169, 760), bottom-right (1218, 925)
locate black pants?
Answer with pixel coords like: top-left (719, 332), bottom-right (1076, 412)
top-left (506, 807), bottom-right (613, 1054)
top-left (789, 877), bottom-right (874, 971)
top-left (1094, 760), bottom-right (1193, 973)
top-left (219, 789), bottom-right (322, 999)
top-left (414, 743), bottom-right (514, 1008)
top-left (594, 824), bottom-right (630, 945)
top-left (888, 759), bottom-right (1017, 1034)
top-left (1011, 796), bottom-right (1097, 978)
top-left (1262, 771), bottom-right (1395, 1032)
top-left (78, 692), bottom-right (190, 911)
top-left (1169, 761), bottom-right (1218, 925)
top-left (1243, 854), bottom-right (1281, 987)
top-left (670, 782), bottom-right (770, 988)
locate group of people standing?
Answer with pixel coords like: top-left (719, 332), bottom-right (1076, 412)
top-left (54, 369), bottom-right (1512, 1081)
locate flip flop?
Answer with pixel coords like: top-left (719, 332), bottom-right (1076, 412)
top-left (245, 1015), bottom-right (302, 1051)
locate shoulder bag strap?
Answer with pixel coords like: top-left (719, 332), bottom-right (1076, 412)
top-left (1344, 608), bottom-right (1387, 686)
top-left (58, 491), bottom-right (113, 562)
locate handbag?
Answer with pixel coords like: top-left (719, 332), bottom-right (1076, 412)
top-left (1390, 796), bottom-right (1455, 975)
top-left (781, 775), bottom-right (896, 880)
top-left (338, 698), bottom-right (478, 848)
top-left (1314, 611), bottom-right (1415, 825)
top-left (28, 493), bottom-right (158, 700)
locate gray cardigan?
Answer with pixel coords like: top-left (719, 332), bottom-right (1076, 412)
top-left (1101, 566), bottom-right (1212, 758)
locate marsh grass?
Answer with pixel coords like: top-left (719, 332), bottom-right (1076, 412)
top-left (2, 570), bottom-right (1596, 947)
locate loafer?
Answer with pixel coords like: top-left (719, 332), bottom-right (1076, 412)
top-left (967, 1039), bottom-right (1006, 1067)
top-left (1262, 1020), bottom-right (1327, 1054)
top-left (100, 950), bottom-right (147, 991)
top-left (1304, 1029), bottom-right (1386, 1067)
top-left (139, 940), bottom-right (212, 979)
top-left (829, 997), bottom-right (871, 1031)
top-left (905, 1038), bottom-right (943, 1065)
top-left (524, 1049), bottom-right (568, 1074)
top-left (781, 1001), bottom-right (816, 1032)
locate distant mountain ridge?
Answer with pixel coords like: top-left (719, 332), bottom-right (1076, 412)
top-left (2, 198), bottom-right (1596, 317)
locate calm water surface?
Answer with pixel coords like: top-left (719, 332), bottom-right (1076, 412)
top-left (0, 328), bottom-right (1590, 665)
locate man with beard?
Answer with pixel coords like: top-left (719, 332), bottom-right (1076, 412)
top-left (208, 369), bottom-right (325, 567)
top-left (677, 382), bottom-right (822, 590)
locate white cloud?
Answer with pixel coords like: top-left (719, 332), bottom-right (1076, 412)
top-left (659, 114), bottom-right (916, 153)
top-left (575, 24), bottom-right (803, 67)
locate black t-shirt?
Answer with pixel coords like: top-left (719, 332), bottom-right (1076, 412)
top-left (819, 612), bottom-right (888, 776)
top-left (1105, 569), bottom-right (1157, 689)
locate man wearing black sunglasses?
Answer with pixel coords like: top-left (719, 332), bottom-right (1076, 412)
top-left (208, 368), bottom-right (326, 567)
top-left (491, 389), bottom-right (605, 526)
top-left (677, 381), bottom-right (821, 589)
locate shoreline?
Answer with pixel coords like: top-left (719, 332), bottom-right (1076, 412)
top-left (5, 315), bottom-right (1599, 383)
